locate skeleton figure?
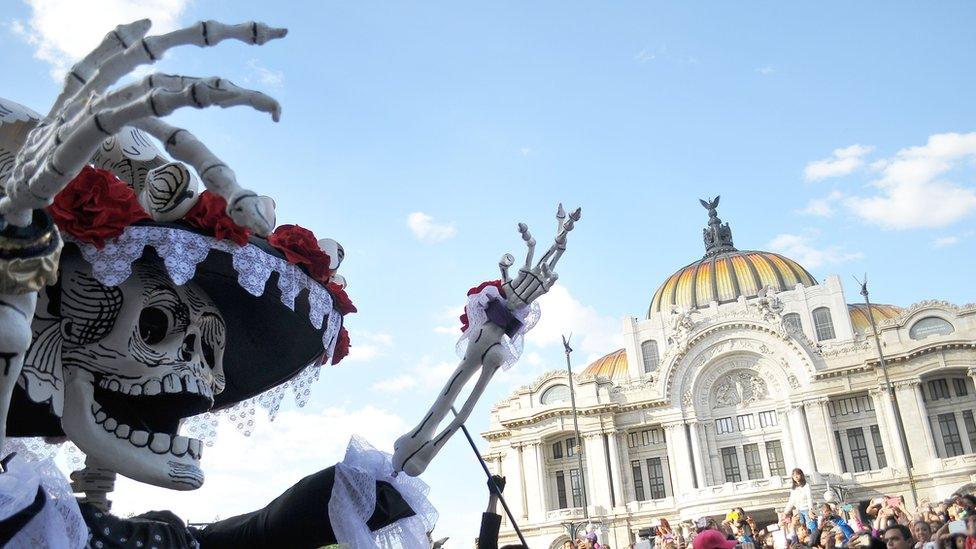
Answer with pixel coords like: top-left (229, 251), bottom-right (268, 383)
top-left (0, 17), bottom-right (579, 549)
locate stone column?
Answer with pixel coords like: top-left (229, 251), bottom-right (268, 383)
top-left (665, 421), bottom-right (695, 497)
top-left (619, 431), bottom-right (633, 503)
top-left (804, 398), bottom-right (843, 473)
top-left (787, 404), bottom-right (816, 473)
top-left (531, 442), bottom-right (548, 518)
top-left (607, 431), bottom-right (625, 508)
top-left (688, 421), bottom-right (706, 489)
top-left (512, 443), bottom-right (528, 520)
top-left (584, 433), bottom-right (611, 511)
top-left (778, 408), bottom-right (798, 472)
top-left (894, 380), bottom-right (940, 463)
top-left (870, 388), bottom-right (907, 468)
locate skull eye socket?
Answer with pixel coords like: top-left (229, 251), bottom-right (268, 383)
top-left (138, 307), bottom-right (169, 345)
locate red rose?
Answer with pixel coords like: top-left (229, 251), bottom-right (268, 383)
top-left (267, 224), bottom-right (332, 283)
top-left (48, 166), bottom-right (149, 248)
top-left (331, 327), bottom-right (350, 365)
top-left (327, 283), bottom-right (357, 315)
top-left (183, 191), bottom-right (251, 246)
top-left (459, 280), bottom-right (507, 332)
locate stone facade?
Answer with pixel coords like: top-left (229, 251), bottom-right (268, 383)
top-left (481, 206), bottom-right (976, 549)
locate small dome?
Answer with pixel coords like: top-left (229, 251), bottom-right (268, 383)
top-left (848, 303), bottom-right (903, 333)
top-left (648, 197), bottom-right (817, 317)
top-left (582, 348), bottom-right (628, 379)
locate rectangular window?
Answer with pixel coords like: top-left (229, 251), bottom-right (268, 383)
top-left (721, 447), bottom-right (741, 482)
top-left (929, 379), bottom-right (951, 401)
top-left (765, 440), bottom-right (786, 476)
top-left (737, 414), bottom-right (755, 431)
top-left (813, 307), bottom-right (836, 341)
top-left (964, 411), bottom-right (976, 453)
top-left (834, 396), bottom-right (859, 416)
top-left (566, 437), bottom-right (576, 457)
top-left (570, 468), bottom-right (583, 507)
top-left (954, 378), bottom-right (969, 397)
top-left (631, 460), bottom-right (645, 501)
top-left (628, 432), bottom-right (639, 448)
top-left (716, 417), bottom-right (735, 434)
top-left (939, 413), bottom-right (965, 457)
top-left (646, 457), bottom-right (667, 499)
top-left (555, 471), bottom-right (568, 509)
top-left (743, 443), bottom-right (764, 480)
top-left (650, 428), bottom-right (665, 444)
top-left (834, 431), bottom-right (848, 473)
top-left (552, 441), bottom-right (563, 459)
top-left (641, 430), bottom-right (651, 446)
top-left (758, 410), bottom-right (778, 428)
top-left (847, 427), bottom-right (871, 473)
top-left (870, 424), bottom-right (887, 469)
top-left (863, 395), bottom-right (875, 412)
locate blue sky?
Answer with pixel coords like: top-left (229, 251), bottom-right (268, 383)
top-left (3, 0), bottom-right (975, 545)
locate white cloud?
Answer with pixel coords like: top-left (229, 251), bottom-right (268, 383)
top-left (767, 233), bottom-right (863, 268)
top-left (432, 305), bottom-right (464, 336)
top-left (634, 48), bottom-right (655, 63)
top-left (12, 0), bottom-right (190, 81)
top-left (933, 236), bottom-right (959, 248)
top-left (799, 190), bottom-right (844, 217)
top-left (108, 405), bottom-right (407, 522)
top-left (345, 331), bottom-right (394, 362)
top-left (755, 66), bottom-right (775, 75)
top-left (527, 285), bottom-right (624, 365)
top-left (804, 144), bottom-right (874, 181)
top-left (519, 147), bottom-right (534, 156)
top-left (246, 58), bottom-right (284, 89)
top-left (843, 132), bottom-right (976, 229)
top-left (407, 212), bottom-right (457, 242)
top-left (371, 356), bottom-right (456, 395)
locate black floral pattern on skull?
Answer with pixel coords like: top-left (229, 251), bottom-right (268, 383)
top-left (21, 252), bottom-right (226, 490)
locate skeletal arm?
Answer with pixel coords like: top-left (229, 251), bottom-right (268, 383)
top-left (393, 204), bottom-right (581, 477)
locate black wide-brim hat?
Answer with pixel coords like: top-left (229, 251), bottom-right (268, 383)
top-left (9, 221), bottom-right (346, 437)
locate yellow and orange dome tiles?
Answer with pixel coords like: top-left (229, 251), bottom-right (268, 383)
top-left (581, 348), bottom-right (628, 379)
top-left (648, 250), bottom-right (817, 316)
top-left (848, 303), bottom-right (904, 333)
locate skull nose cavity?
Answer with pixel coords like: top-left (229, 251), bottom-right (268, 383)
top-left (179, 333), bottom-right (198, 361)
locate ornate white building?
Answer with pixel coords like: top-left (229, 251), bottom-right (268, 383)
top-left (482, 200), bottom-right (976, 549)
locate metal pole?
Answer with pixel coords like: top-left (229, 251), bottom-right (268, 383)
top-left (450, 407), bottom-right (530, 548)
top-left (563, 334), bottom-right (589, 519)
top-left (859, 276), bottom-right (919, 506)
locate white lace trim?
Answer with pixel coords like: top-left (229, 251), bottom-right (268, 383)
top-left (455, 285), bottom-right (540, 371)
top-left (329, 436), bottom-right (438, 549)
top-left (0, 455), bottom-right (87, 549)
top-left (67, 226), bottom-right (342, 359)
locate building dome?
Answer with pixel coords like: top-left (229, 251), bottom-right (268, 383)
top-left (581, 348), bottom-right (628, 379)
top-left (848, 303), bottom-right (903, 333)
top-left (648, 197), bottom-right (818, 317)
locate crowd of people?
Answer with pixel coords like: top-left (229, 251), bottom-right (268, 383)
top-left (637, 468), bottom-right (976, 549)
top-left (471, 467), bottom-right (976, 549)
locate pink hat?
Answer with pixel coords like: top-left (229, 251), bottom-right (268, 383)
top-left (693, 530), bottom-right (738, 549)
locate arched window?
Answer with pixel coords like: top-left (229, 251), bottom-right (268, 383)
top-left (910, 317), bottom-right (954, 340)
top-left (541, 384), bottom-right (571, 405)
top-left (783, 313), bottom-right (802, 334)
top-left (641, 340), bottom-right (660, 373)
top-left (812, 307), bottom-right (835, 341)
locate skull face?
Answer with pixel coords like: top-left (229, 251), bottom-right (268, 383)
top-left (27, 253), bottom-right (226, 490)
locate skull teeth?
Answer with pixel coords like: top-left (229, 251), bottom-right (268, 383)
top-left (96, 374), bottom-right (213, 400)
top-left (89, 403), bottom-right (202, 460)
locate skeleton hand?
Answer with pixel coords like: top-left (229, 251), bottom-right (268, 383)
top-left (393, 204), bottom-right (581, 476)
top-left (499, 203), bottom-right (581, 311)
top-left (0, 19), bottom-right (286, 235)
